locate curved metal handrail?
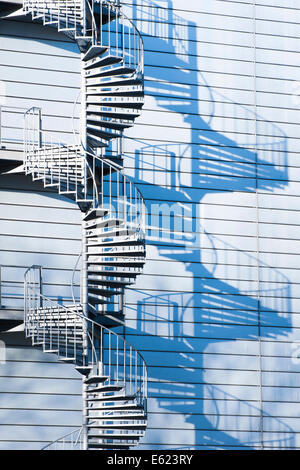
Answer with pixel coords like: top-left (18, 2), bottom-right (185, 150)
top-left (41, 426), bottom-right (83, 450)
top-left (24, 269), bottom-right (148, 384)
top-left (24, 114), bottom-right (146, 233)
top-left (98, 0), bottom-right (144, 76)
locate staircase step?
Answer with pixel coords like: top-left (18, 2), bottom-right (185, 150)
top-left (86, 115), bottom-right (132, 130)
top-left (87, 248), bottom-right (145, 257)
top-left (87, 96), bottom-right (144, 108)
top-left (87, 413), bottom-right (146, 420)
top-left (87, 433), bottom-right (141, 439)
top-left (26, 145), bottom-right (80, 155)
top-left (87, 384), bottom-right (124, 394)
top-left (87, 293), bottom-right (111, 304)
top-left (88, 271), bottom-right (138, 281)
top-left (84, 217), bottom-right (122, 230)
top-left (87, 124), bottom-right (122, 140)
top-left (88, 442), bottom-right (130, 449)
top-left (87, 76), bottom-right (143, 88)
top-left (87, 238), bottom-right (144, 247)
top-left (87, 394), bottom-right (135, 402)
top-left (85, 65), bottom-right (135, 79)
top-left (87, 269), bottom-right (140, 278)
top-left (87, 85), bottom-right (143, 97)
top-left (88, 285), bottom-right (122, 296)
top-left (89, 311), bottom-right (125, 328)
top-left (86, 104), bottom-right (140, 120)
top-left (88, 278), bottom-right (133, 287)
top-left (87, 403), bottom-right (143, 411)
top-left (86, 228), bottom-right (137, 239)
top-left (76, 365), bottom-right (93, 376)
top-left (84, 54), bottom-right (123, 70)
top-left (85, 375), bottom-right (109, 385)
top-left (87, 133), bottom-right (109, 148)
top-left (88, 260), bottom-right (145, 267)
top-left (83, 207), bottom-right (109, 221)
top-left (88, 423), bottom-right (146, 429)
top-left (87, 303), bottom-right (123, 317)
top-left (83, 45), bottom-right (109, 62)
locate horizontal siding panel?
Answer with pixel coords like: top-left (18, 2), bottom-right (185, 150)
top-left (1, 1), bottom-right (300, 451)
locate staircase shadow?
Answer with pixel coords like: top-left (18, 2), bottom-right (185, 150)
top-left (122, 0), bottom-right (294, 449)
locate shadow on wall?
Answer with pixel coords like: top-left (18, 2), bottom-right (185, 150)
top-left (123, 0), bottom-right (294, 449)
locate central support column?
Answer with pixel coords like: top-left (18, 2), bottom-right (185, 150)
top-left (80, 42), bottom-right (89, 450)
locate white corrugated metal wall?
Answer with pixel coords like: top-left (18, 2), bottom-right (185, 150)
top-left (1, 0), bottom-right (300, 449)
top-left (0, 16), bottom-right (83, 449)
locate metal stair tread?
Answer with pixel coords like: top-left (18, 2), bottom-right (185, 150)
top-left (87, 293), bottom-right (111, 304)
top-left (87, 423), bottom-right (146, 429)
top-left (87, 238), bottom-right (144, 247)
top-left (87, 433), bottom-right (142, 439)
top-left (84, 375), bottom-right (109, 385)
top-left (87, 76), bottom-right (143, 88)
top-left (88, 260), bottom-right (145, 267)
top-left (83, 53), bottom-right (123, 70)
top-left (86, 228), bottom-right (137, 239)
top-left (86, 95), bottom-right (144, 107)
top-left (88, 271), bottom-right (138, 280)
top-left (88, 442), bottom-right (131, 449)
top-left (87, 403), bottom-right (144, 411)
top-left (87, 124), bottom-right (122, 139)
top-left (87, 270), bottom-right (140, 278)
top-left (86, 384), bottom-right (124, 393)
top-left (83, 207), bottom-right (109, 221)
top-left (88, 285), bottom-right (122, 296)
top-left (86, 115), bottom-right (132, 130)
top-left (83, 45), bottom-right (109, 62)
top-left (88, 278), bottom-right (133, 287)
top-left (87, 394), bottom-right (136, 402)
top-left (86, 104), bottom-right (140, 119)
top-left (84, 217), bottom-right (123, 230)
top-left (85, 65), bottom-right (136, 79)
top-left (87, 413), bottom-right (146, 420)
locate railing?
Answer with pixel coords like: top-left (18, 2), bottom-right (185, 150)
top-left (42, 427), bottom-right (84, 450)
top-left (24, 265), bottom-right (148, 406)
top-left (24, 108), bottom-right (146, 234)
top-left (89, 0), bottom-right (144, 76)
top-left (205, 384), bottom-right (295, 449)
top-left (23, 0), bottom-right (144, 76)
top-left (0, 264), bottom-right (33, 309)
top-left (0, 105), bottom-right (28, 150)
top-left (23, 0), bottom-right (83, 37)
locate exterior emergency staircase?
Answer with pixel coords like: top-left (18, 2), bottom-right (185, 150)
top-left (6, 0), bottom-right (147, 450)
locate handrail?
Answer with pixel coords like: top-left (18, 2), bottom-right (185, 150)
top-left (24, 266), bottom-right (148, 388)
top-left (22, 1), bottom-right (147, 450)
top-left (35, 291), bottom-right (147, 370)
top-left (41, 426), bottom-right (83, 450)
top-left (24, 115), bottom-right (146, 232)
top-left (100, 0), bottom-right (145, 76)
top-left (23, 0), bottom-right (144, 76)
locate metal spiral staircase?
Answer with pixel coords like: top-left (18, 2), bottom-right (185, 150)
top-left (7, 0), bottom-right (147, 450)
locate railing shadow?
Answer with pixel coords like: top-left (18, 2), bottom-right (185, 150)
top-left (122, 0), bottom-right (294, 449)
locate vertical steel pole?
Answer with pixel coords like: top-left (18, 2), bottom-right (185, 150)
top-left (38, 108), bottom-right (42, 148)
top-left (0, 265), bottom-right (2, 307)
top-left (81, 0), bottom-right (89, 448)
top-left (0, 106), bottom-right (2, 148)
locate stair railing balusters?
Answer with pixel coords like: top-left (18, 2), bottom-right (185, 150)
top-left (108, 329), bottom-right (111, 385)
top-left (23, 0), bottom-right (147, 449)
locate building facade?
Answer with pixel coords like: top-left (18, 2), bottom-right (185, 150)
top-left (0, 0), bottom-right (300, 450)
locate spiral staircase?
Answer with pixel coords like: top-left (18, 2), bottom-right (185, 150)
top-left (4, 0), bottom-right (147, 450)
